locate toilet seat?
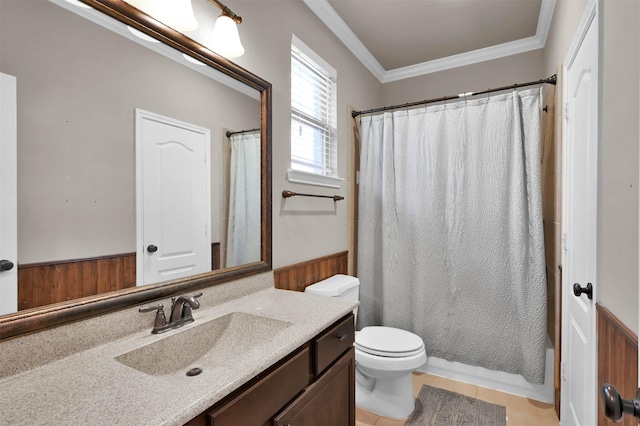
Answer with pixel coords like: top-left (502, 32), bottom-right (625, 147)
top-left (355, 326), bottom-right (425, 358)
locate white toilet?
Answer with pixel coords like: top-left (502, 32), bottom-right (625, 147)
top-left (304, 274), bottom-right (426, 418)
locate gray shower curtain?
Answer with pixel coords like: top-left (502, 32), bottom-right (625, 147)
top-left (357, 88), bottom-right (547, 384)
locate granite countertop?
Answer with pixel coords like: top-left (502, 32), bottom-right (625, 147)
top-left (1, 288), bottom-right (357, 426)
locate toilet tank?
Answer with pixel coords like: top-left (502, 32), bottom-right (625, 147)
top-left (304, 275), bottom-right (360, 323)
top-left (304, 274), bottom-right (360, 300)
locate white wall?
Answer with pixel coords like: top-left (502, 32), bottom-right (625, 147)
top-left (599, 0), bottom-right (640, 334)
top-left (541, 0), bottom-right (588, 76)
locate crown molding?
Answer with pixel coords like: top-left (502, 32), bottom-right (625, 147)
top-left (302, 0), bottom-right (386, 81)
top-left (382, 36), bottom-right (544, 83)
top-left (303, 0), bottom-right (556, 83)
top-left (536, 0), bottom-right (557, 46)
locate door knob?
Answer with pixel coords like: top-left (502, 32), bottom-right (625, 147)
top-left (0, 260), bottom-right (14, 271)
top-left (573, 282), bottom-right (593, 300)
top-left (601, 384), bottom-right (640, 422)
top-left (147, 245), bottom-right (158, 253)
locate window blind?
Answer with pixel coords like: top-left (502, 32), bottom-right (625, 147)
top-left (291, 41), bottom-right (337, 177)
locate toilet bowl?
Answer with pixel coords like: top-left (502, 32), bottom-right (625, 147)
top-left (304, 275), bottom-right (426, 419)
top-left (355, 326), bottom-right (427, 418)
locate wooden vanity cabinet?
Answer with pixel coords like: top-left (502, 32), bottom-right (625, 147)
top-left (184, 313), bottom-right (355, 426)
top-left (208, 347), bottom-right (312, 426)
top-left (273, 347), bottom-right (354, 426)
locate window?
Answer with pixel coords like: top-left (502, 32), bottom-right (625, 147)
top-left (290, 35), bottom-right (339, 185)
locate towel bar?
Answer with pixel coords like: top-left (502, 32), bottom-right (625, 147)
top-left (282, 190), bottom-right (344, 202)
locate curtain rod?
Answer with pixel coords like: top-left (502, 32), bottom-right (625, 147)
top-left (225, 127), bottom-right (260, 138)
top-left (351, 74), bottom-right (557, 118)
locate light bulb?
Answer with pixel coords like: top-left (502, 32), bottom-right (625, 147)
top-left (210, 15), bottom-right (245, 58)
top-left (144, 0), bottom-right (198, 32)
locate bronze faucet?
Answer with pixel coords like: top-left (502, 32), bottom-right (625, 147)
top-left (139, 292), bottom-right (202, 334)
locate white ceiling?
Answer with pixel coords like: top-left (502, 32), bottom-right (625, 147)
top-left (303, 0), bottom-right (556, 83)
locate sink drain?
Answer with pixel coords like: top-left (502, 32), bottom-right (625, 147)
top-left (186, 367), bottom-right (202, 377)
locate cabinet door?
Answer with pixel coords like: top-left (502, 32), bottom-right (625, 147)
top-left (208, 347), bottom-right (310, 426)
top-left (274, 347), bottom-right (355, 426)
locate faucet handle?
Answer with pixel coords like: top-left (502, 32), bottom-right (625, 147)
top-left (139, 303), bottom-right (164, 313)
top-left (139, 304), bottom-right (168, 333)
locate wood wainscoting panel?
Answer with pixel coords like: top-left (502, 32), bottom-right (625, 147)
top-left (274, 251), bottom-right (348, 292)
top-left (597, 303), bottom-right (638, 426)
top-left (17, 253), bottom-right (136, 310)
top-left (212, 243), bottom-right (220, 271)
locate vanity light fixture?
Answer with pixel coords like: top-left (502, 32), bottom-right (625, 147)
top-left (206, 0), bottom-right (245, 58)
top-left (136, 0), bottom-right (199, 32)
top-left (162, 0), bottom-right (198, 31)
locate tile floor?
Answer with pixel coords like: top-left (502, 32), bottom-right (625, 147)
top-left (355, 372), bottom-right (560, 426)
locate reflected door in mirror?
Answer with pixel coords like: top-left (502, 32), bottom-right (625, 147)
top-left (0, 73), bottom-right (17, 315)
top-left (136, 110), bottom-right (211, 286)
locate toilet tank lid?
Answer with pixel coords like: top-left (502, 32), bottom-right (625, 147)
top-left (304, 274), bottom-right (360, 296)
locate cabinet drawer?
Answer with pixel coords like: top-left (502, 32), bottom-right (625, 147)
top-left (313, 314), bottom-right (354, 375)
top-left (208, 347), bottom-right (310, 426)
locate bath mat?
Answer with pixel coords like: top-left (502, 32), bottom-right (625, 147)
top-left (405, 385), bottom-right (506, 426)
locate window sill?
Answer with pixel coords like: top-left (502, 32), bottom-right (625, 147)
top-left (286, 168), bottom-right (344, 189)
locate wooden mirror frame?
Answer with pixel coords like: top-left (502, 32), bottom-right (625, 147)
top-left (0, 0), bottom-right (272, 341)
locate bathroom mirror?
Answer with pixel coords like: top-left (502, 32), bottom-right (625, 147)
top-left (0, 0), bottom-right (272, 340)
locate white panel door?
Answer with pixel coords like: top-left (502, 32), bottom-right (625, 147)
top-left (136, 109), bottom-right (211, 286)
top-left (0, 73), bottom-right (17, 315)
top-left (561, 12), bottom-right (599, 426)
